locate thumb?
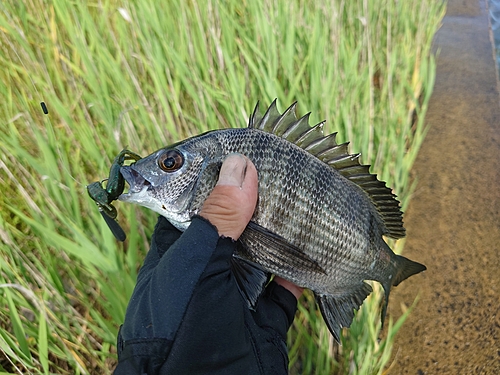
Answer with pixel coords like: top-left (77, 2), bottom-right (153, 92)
top-left (216, 153), bottom-right (249, 187)
top-left (200, 154), bottom-right (258, 239)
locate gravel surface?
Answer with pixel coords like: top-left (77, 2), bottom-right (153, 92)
top-left (388, 0), bottom-right (500, 373)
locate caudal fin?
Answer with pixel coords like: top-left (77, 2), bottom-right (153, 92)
top-left (381, 254), bottom-right (426, 326)
top-left (392, 255), bottom-right (427, 287)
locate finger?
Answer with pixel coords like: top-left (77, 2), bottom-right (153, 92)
top-left (273, 276), bottom-right (304, 300)
top-left (253, 281), bottom-right (299, 341)
top-left (200, 154), bottom-right (258, 239)
top-left (216, 154), bottom-right (258, 198)
top-left (216, 153), bottom-right (248, 187)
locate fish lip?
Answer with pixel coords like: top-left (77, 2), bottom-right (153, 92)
top-left (119, 165), bottom-right (151, 195)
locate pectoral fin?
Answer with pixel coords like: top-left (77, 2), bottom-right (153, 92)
top-left (239, 221), bottom-right (325, 274)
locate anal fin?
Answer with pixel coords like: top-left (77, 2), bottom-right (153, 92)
top-left (315, 283), bottom-right (372, 343)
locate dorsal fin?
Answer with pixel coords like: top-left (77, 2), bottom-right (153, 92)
top-left (248, 100), bottom-right (405, 239)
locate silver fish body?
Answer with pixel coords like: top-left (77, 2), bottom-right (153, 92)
top-left (119, 101), bottom-right (425, 341)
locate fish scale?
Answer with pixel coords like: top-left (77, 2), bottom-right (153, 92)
top-left (119, 100), bottom-right (426, 342)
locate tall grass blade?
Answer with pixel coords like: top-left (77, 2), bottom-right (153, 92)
top-left (4, 289), bottom-right (31, 362)
top-left (37, 307), bottom-right (49, 375)
top-left (0, 0), bottom-right (445, 373)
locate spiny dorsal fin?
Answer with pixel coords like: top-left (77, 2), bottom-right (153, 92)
top-left (248, 100), bottom-right (405, 239)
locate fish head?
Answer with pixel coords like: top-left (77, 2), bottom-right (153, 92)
top-left (119, 140), bottom-right (214, 230)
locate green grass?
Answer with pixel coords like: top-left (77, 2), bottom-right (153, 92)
top-left (0, 0), bottom-right (444, 373)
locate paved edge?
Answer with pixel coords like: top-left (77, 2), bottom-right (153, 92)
top-left (388, 0), bottom-right (500, 373)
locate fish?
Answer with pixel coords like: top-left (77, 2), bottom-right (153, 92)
top-left (118, 100), bottom-right (426, 342)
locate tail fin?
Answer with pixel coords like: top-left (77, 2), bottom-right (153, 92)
top-left (381, 254), bottom-right (426, 326)
top-left (392, 255), bottom-right (427, 287)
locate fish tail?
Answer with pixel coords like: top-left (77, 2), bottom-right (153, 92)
top-left (392, 254), bottom-right (427, 287)
top-left (380, 253), bottom-right (426, 327)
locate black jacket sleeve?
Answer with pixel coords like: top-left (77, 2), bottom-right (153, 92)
top-left (114, 216), bottom-right (298, 375)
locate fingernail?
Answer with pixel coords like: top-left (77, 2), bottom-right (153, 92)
top-left (217, 153), bottom-right (247, 187)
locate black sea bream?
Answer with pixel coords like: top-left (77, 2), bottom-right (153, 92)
top-left (119, 101), bottom-right (426, 342)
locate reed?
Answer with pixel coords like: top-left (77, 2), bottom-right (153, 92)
top-left (0, 0), bottom-right (444, 373)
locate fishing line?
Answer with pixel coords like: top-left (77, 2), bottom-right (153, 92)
top-left (8, 42), bottom-right (87, 189)
top-left (10, 45), bottom-right (48, 115)
top-left (8, 27), bottom-right (130, 242)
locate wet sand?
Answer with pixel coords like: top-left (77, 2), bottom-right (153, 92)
top-left (388, 0), bottom-right (500, 373)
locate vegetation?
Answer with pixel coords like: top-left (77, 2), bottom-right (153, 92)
top-left (0, 0), bottom-right (444, 374)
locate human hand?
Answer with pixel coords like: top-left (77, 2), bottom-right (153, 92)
top-left (200, 153), bottom-right (258, 240)
top-left (115, 153), bottom-right (302, 375)
top-left (200, 154), bottom-right (303, 299)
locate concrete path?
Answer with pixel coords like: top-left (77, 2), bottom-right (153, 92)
top-left (388, 0), bottom-right (500, 373)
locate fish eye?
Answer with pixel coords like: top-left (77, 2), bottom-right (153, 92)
top-left (158, 150), bottom-right (184, 172)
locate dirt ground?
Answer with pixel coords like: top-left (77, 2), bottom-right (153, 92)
top-left (387, 0), bottom-right (500, 373)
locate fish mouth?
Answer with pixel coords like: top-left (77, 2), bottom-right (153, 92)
top-left (118, 165), bottom-right (151, 202)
